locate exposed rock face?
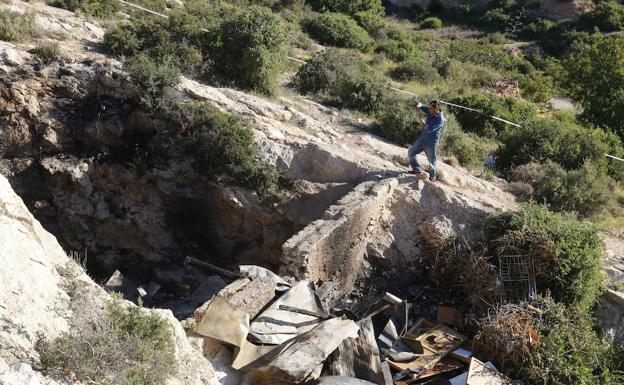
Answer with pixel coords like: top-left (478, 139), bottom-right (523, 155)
top-left (0, 174), bottom-right (221, 384)
top-left (281, 175), bottom-right (510, 301)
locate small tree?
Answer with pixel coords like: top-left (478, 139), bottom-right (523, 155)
top-left (563, 35), bottom-right (624, 139)
top-left (218, 6), bottom-right (286, 93)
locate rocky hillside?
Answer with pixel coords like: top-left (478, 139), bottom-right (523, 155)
top-left (1, 0), bottom-right (624, 384)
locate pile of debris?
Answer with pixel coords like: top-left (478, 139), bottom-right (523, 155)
top-left (170, 262), bottom-right (528, 385)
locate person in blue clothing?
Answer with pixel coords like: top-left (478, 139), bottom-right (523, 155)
top-left (408, 100), bottom-right (447, 183)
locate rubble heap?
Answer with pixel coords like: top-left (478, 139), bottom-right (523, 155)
top-left (176, 262), bottom-right (529, 385)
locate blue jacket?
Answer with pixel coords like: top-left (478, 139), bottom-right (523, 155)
top-left (419, 106), bottom-right (447, 145)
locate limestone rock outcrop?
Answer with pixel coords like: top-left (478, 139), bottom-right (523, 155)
top-left (0, 174), bottom-right (220, 385)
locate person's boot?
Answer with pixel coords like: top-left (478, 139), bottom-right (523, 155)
top-left (429, 177), bottom-right (437, 183)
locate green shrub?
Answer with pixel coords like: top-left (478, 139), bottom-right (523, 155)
top-left (519, 71), bottom-right (553, 104)
top-left (441, 60), bottom-right (502, 88)
top-left (484, 203), bottom-right (604, 310)
top-left (39, 300), bottom-right (176, 385)
top-left (578, 1), bottom-right (624, 32)
top-left (303, 12), bottom-right (372, 51)
top-left (377, 97), bottom-right (421, 144)
top-left (293, 49), bottom-right (387, 112)
top-left (47, 0), bottom-right (120, 18)
top-left (125, 54), bottom-right (181, 110)
top-left (307, 0), bottom-right (384, 16)
top-left (441, 120), bottom-right (489, 167)
top-left (494, 116), bottom-right (624, 180)
top-left (30, 42), bottom-right (61, 64)
top-left (448, 93), bottom-right (536, 138)
top-left (292, 49), bottom-right (360, 94)
top-left (522, 296), bottom-right (618, 385)
top-left (449, 38), bottom-right (534, 75)
top-left (103, 16), bottom-right (203, 71)
top-left (334, 71), bottom-right (388, 112)
top-left (375, 37), bottom-right (417, 61)
top-left (217, 6), bottom-right (286, 93)
top-left (389, 57), bottom-right (440, 83)
top-left (0, 10), bottom-right (38, 41)
top-left (531, 161), bottom-right (618, 218)
top-left (179, 102), bottom-right (279, 197)
top-left (420, 17), bottom-right (442, 30)
top-left (353, 10), bottom-right (386, 34)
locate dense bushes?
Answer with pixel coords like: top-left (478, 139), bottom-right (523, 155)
top-left (519, 71), bottom-right (552, 104)
top-left (293, 49), bottom-right (388, 112)
top-left (125, 54), bottom-right (181, 110)
top-left (390, 57), bottom-right (440, 83)
top-left (578, 0), bottom-right (624, 32)
top-left (104, 5), bottom-right (286, 93)
top-left (292, 49), bottom-right (359, 94)
top-left (448, 93), bottom-right (536, 138)
top-left (441, 121), bottom-right (489, 167)
top-left (534, 161), bottom-right (618, 218)
top-left (103, 16), bottom-right (203, 71)
top-left (448, 39), bottom-right (534, 75)
top-left (375, 36), bottom-right (417, 61)
top-left (485, 203), bottom-right (604, 310)
top-left (177, 102), bottom-right (279, 197)
top-left (47, 0), bottom-right (120, 18)
top-left (0, 10), bottom-right (38, 41)
top-left (307, 0), bottom-right (384, 16)
top-left (302, 12), bottom-right (372, 51)
top-left (218, 6), bottom-right (286, 92)
top-left (562, 35), bottom-right (624, 139)
top-left (377, 97), bottom-right (421, 144)
top-left (494, 115), bottom-right (624, 179)
top-left (39, 300), bottom-right (176, 385)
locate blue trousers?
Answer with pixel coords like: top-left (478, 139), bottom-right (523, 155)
top-left (408, 137), bottom-right (438, 179)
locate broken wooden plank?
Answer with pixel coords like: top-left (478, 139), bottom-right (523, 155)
top-left (387, 325), bottom-right (467, 373)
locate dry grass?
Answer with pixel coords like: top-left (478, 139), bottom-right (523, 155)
top-left (422, 231), bottom-right (501, 309)
top-left (475, 302), bottom-right (537, 370)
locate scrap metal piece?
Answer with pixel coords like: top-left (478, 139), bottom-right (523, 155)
top-left (185, 256), bottom-right (248, 279)
top-left (327, 318), bottom-right (384, 384)
top-left (195, 295), bottom-right (250, 348)
top-left (249, 281), bottom-right (324, 344)
top-left (245, 318), bottom-right (360, 385)
top-left (278, 304), bottom-right (332, 319)
top-left (239, 265), bottom-right (291, 291)
top-left (498, 255), bottom-right (536, 302)
top-left (311, 377), bottom-right (378, 385)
